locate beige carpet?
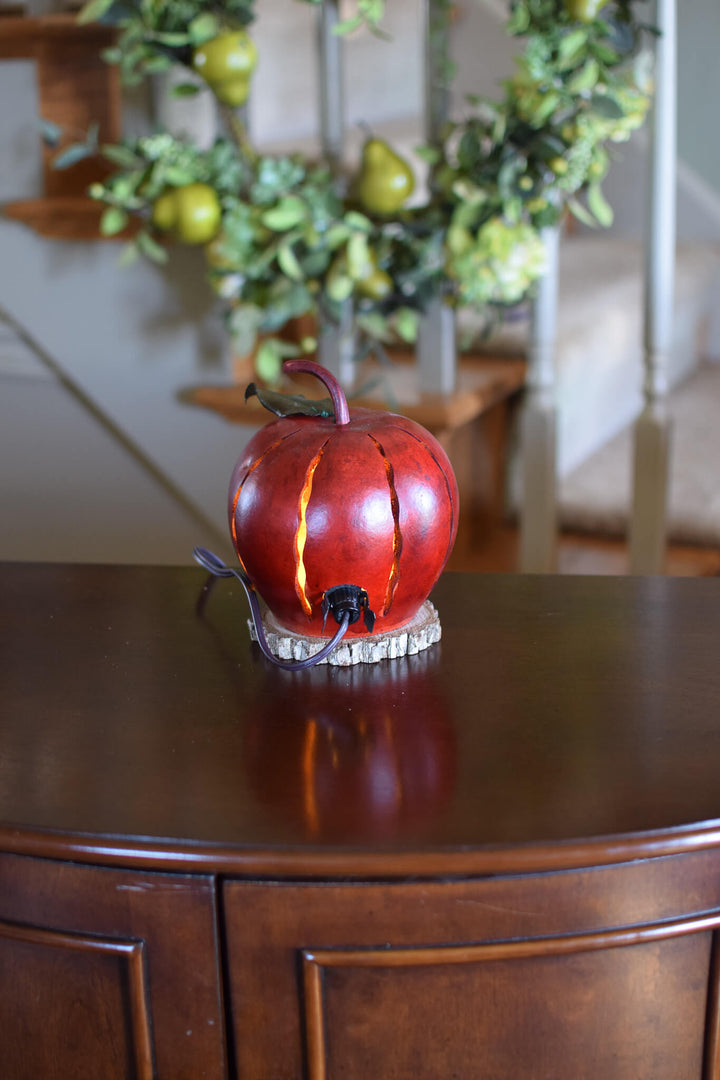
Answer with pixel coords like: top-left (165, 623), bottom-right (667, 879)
top-left (559, 365), bottom-right (720, 547)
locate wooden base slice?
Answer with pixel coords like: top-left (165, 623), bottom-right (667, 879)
top-left (248, 601), bottom-right (442, 666)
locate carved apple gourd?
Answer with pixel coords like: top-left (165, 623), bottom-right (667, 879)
top-left (228, 360), bottom-right (459, 638)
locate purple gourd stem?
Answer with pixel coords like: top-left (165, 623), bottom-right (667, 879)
top-left (283, 359), bottom-right (350, 426)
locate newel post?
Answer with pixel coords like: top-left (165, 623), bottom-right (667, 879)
top-left (629, 0), bottom-right (676, 574)
top-left (519, 224), bottom-right (560, 573)
top-left (417, 0), bottom-right (457, 396)
top-left (316, 0), bottom-right (355, 387)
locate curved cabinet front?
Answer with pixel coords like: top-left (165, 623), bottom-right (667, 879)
top-left (223, 851), bottom-right (720, 1080)
top-left (0, 853), bottom-right (226, 1080)
top-left (3, 567), bottom-right (720, 1078)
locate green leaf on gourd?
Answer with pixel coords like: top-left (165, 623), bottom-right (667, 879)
top-left (245, 383), bottom-right (335, 418)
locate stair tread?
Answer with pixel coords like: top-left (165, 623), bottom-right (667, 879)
top-left (559, 364), bottom-right (720, 548)
top-left (459, 236), bottom-right (720, 358)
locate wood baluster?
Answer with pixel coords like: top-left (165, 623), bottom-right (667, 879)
top-left (316, 0), bottom-right (354, 388)
top-left (519, 224), bottom-right (560, 573)
top-left (417, 0), bottom-right (457, 395)
top-left (317, 0), bottom-right (344, 169)
top-left (630, 0), bottom-right (676, 574)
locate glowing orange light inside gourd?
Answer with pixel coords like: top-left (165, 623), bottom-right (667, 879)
top-left (294, 441), bottom-right (328, 616)
top-left (231, 434), bottom-right (298, 574)
top-left (368, 434), bottom-right (403, 616)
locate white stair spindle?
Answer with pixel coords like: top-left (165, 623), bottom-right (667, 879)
top-left (519, 225), bottom-right (560, 573)
top-left (417, 0), bottom-right (457, 395)
top-left (423, 0), bottom-right (451, 147)
top-left (630, 0), bottom-right (676, 574)
top-left (318, 299), bottom-right (355, 389)
top-left (316, 0), bottom-right (354, 386)
top-left (317, 0), bottom-right (344, 168)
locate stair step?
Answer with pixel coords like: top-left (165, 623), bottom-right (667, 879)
top-left (559, 364), bottom-right (720, 548)
top-left (461, 236), bottom-right (720, 476)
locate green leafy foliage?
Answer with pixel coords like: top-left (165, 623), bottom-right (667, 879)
top-left (81, 0), bottom-right (650, 361)
top-left (78, 0), bottom-right (389, 85)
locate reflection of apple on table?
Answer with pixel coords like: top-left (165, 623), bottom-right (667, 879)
top-left (244, 654), bottom-right (456, 842)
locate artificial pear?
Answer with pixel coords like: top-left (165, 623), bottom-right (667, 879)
top-left (357, 138), bottom-right (415, 216)
top-left (192, 30), bottom-right (257, 108)
top-left (563, 0), bottom-right (607, 20)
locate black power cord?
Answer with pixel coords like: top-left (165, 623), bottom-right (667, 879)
top-left (193, 547), bottom-right (375, 671)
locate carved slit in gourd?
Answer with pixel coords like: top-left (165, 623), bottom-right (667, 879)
top-left (231, 430), bottom-right (301, 574)
top-left (294, 439), bottom-right (330, 617)
top-left (390, 423), bottom-right (456, 566)
top-left (367, 434), bottom-right (403, 616)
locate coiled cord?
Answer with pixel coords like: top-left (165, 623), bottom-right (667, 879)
top-left (192, 547), bottom-right (350, 671)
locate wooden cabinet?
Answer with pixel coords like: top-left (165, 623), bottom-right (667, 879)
top-left (0, 854), bottom-right (225, 1079)
top-left (2, 565), bottom-right (720, 1078)
top-left (223, 859), bottom-right (720, 1080)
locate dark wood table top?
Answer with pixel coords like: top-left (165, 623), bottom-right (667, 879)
top-left (1, 563), bottom-right (720, 877)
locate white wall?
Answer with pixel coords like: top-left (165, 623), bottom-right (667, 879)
top-left (677, 0), bottom-right (720, 201)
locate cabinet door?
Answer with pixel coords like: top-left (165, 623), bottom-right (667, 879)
top-left (224, 850), bottom-right (720, 1080)
top-left (0, 853), bottom-right (226, 1080)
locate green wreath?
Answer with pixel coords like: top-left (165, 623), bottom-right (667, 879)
top-left (75, 0), bottom-right (653, 381)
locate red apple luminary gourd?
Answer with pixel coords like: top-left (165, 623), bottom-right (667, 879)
top-left (228, 360), bottom-right (459, 639)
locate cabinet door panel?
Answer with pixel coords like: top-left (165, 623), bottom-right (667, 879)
top-left (0, 853), bottom-right (225, 1080)
top-left (0, 921), bottom-right (152, 1080)
top-left (308, 925), bottom-right (714, 1080)
top-left (224, 851), bottom-right (720, 1080)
